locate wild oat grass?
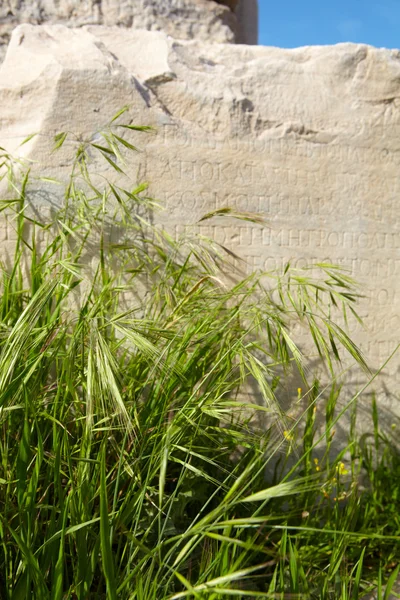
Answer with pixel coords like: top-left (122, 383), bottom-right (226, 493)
top-left (0, 109), bottom-right (398, 599)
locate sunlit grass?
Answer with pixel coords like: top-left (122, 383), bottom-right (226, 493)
top-left (0, 110), bottom-right (398, 599)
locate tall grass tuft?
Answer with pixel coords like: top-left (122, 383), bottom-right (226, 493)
top-left (0, 110), bottom-right (398, 599)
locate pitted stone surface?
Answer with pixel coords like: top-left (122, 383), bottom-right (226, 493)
top-left (0, 0), bottom-right (258, 64)
top-left (0, 25), bottom-right (399, 428)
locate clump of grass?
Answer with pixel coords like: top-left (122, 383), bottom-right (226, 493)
top-left (0, 109), bottom-right (398, 599)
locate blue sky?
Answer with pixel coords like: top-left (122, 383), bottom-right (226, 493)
top-left (258, 0), bottom-right (400, 49)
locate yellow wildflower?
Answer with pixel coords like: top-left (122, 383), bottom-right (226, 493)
top-left (283, 430), bottom-right (293, 441)
top-left (337, 462), bottom-right (348, 475)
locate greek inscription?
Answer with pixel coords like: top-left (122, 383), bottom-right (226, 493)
top-left (255, 228), bottom-right (400, 251)
top-left (158, 126), bottom-right (400, 169)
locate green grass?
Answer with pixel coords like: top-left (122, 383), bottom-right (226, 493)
top-left (0, 110), bottom-right (398, 599)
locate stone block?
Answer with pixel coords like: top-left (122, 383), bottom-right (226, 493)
top-left (0, 25), bottom-right (399, 430)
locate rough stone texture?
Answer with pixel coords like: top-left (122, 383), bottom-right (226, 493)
top-left (0, 25), bottom-right (400, 431)
top-left (0, 0), bottom-right (258, 63)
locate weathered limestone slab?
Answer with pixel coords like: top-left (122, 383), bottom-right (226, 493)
top-left (0, 0), bottom-right (258, 63)
top-left (0, 25), bottom-right (399, 427)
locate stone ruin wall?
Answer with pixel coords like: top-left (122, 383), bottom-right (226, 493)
top-left (0, 0), bottom-right (258, 63)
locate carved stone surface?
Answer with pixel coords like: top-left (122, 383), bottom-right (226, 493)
top-left (0, 0), bottom-right (258, 63)
top-left (0, 25), bottom-right (399, 428)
